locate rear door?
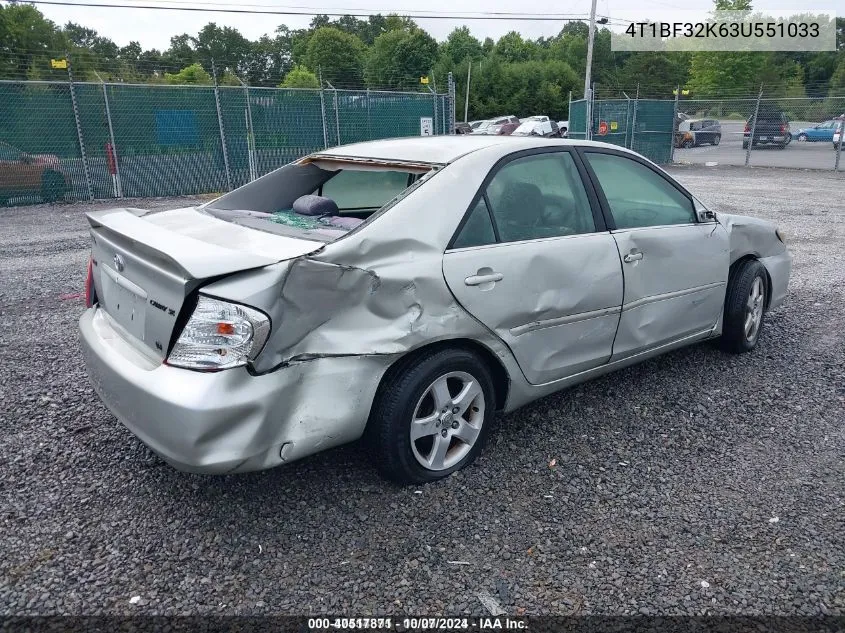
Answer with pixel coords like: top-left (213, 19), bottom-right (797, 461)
top-left (581, 149), bottom-right (729, 360)
top-left (442, 148), bottom-right (623, 385)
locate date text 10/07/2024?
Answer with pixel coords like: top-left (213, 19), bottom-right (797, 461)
top-left (306, 617), bottom-right (529, 630)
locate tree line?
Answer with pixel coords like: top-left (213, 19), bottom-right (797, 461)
top-left (1, 1), bottom-right (844, 121)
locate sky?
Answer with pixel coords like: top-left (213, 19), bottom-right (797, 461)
top-left (23, 0), bottom-right (845, 49)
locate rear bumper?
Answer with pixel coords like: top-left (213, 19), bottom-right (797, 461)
top-left (79, 307), bottom-right (392, 474)
top-left (760, 250), bottom-right (792, 312)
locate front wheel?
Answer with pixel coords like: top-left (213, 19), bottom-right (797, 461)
top-left (720, 259), bottom-right (768, 354)
top-left (797, 133), bottom-right (807, 142)
top-left (367, 348), bottom-right (496, 484)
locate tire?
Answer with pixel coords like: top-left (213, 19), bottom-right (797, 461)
top-left (797, 133), bottom-right (807, 142)
top-left (742, 141), bottom-right (749, 149)
top-left (367, 348), bottom-right (496, 484)
top-left (720, 259), bottom-right (768, 354)
top-left (712, 135), bottom-right (721, 145)
top-left (682, 139), bottom-right (693, 149)
top-left (41, 170), bottom-right (67, 203)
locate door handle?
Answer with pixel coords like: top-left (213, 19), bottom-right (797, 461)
top-left (623, 252), bottom-right (643, 263)
top-left (465, 272), bottom-right (503, 286)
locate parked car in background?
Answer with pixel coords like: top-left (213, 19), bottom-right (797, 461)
top-left (794, 118), bottom-right (845, 142)
top-left (557, 121), bottom-right (569, 137)
top-left (471, 116), bottom-right (520, 135)
top-left (743, 107), bottom-right (791, 149)
top-left (79, 136), bottom-right (791, 483)
top-left (0, 141), bottom-right (68, 204)
top-left (511, 117), bottom-right (561, 138)
top-left (675, 119), bottom-right (722, 148)
top-left (469, 120), bottom-right (486, 130)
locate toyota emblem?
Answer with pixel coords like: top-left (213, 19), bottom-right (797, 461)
top-left (113, 253), bottom-right (125, 272)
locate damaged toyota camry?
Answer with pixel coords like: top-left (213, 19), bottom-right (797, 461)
top-left (79, 136), bottom-right (792, 483)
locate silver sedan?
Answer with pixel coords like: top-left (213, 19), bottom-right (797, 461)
top-left (79, 136), bottom-right (792, 483)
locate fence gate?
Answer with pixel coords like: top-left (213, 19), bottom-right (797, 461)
top-left (568, 96), bottom-right (674, 165)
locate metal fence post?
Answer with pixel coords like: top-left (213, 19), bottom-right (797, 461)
top-left (319, 68), bottom-right (328, 148)
top-left (745, 85), bottom-right (763, 167)
top-left (447, 71), bottom-right (456, 134)
top-left (100, 80), bottom-right (123, 197)
top-left (630, 84), bottom-right (639, 152)
top-left (211, 60), bottom-right (233, 190)
top-left (333, 88), bottom-right (341, 146)
top-left (670, 85), bottom-right (679, 164)
top-left (366, 87), bottom-right (371, 139)
top-left (835, 121), bottom-right (843, 171)
top-left (237, 75), bottom-right (257, 181)
top-left (67, 54), bottom-right (94, 201)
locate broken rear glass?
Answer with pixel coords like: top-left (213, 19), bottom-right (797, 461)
top-left (204, 160), bottom-right (436, 243)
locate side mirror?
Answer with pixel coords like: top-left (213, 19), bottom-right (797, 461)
top-left (694, 199), bottom-right (716, 222)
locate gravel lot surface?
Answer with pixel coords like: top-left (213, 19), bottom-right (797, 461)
top-left (1, 168), bottom-right (843, 617)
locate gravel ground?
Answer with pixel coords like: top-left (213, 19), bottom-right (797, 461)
top-left (1, 167), bottom-right (843, 617)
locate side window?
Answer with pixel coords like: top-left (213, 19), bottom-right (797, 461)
top-left (452, 198), bottom-right (496, 249)
top-left (320, 169), bottom-right (409, 211)
top-left (585, 152), bottom-right (696, 230)
top-left (484, 152), bottom-right (595, 243)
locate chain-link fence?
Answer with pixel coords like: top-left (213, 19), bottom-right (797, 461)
top-left (0, 79), bottom-right (454, 207)
top-left (569, 88), bottom-right (845, 171)
top-left (674, 94), bottom-right (845, 170)
top-left (568, 96), bottom-right (674, 165)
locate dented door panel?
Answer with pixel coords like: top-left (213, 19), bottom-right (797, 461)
top-left (610, 223), bottom-right (729, 360)
top-left (443, 233), bottom-right (624, 385)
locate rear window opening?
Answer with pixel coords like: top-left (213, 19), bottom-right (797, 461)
top-left (204, 158), bottom-right (436, 242)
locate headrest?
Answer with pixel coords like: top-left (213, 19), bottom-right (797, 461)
top-left (292, 194), bottom-right (339, 216)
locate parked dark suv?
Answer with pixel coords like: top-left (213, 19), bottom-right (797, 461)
top-left (743, 107), bottom-right (791, 149)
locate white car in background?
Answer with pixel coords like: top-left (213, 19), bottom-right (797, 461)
top-left (512, 116), bottom-right (560, 137)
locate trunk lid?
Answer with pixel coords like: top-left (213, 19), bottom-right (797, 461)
top-left (87, 206), bottom-right (321, 359)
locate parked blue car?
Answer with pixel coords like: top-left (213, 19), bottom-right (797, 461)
top-left (794, 119), bottom-right (845, 142)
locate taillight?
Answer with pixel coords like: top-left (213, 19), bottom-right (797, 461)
top-left (84, 256), bottom-right (96, 308)
top-left (780, 124), bottom-right (786, 134)
top-left (744, 123), bottom-right (750, 133)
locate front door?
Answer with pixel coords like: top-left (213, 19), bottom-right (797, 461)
top-left (581, 150), bottom-right (729, 360)
top-left (443, 149), bottom-right (624, 385)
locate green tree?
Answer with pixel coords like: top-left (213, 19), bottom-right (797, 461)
top-left (494, 31), bottom-right (536, 63)
top-left (621, 52), bottom-right (690, 97)
top-left (303, 26), bottom-right (365, 87)
top-left (280, 65), bottom-right (320, 88)
top-left (193, 22), bottom-right (252, 76)
top-left (439, 26), bottom-right (483, 65)
top-left (365, 28), bottom-right (438, 90)
top-left (164, 62), bottom-right (212, 85)
top-left (0, 4), bottom-right (64, 80)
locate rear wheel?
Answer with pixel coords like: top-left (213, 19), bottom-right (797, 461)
top-left (720, 259), bottom-right (768, 354)
top-left (682, 139), bottom-right (693, 149)
top-left (41, 170), bottom-right (66, 203)
top-left (797, 133), bottom-right (807, 142)
top-left (712, 135), bottom-right (721, 145)
top-left (367, 348), bottom-right (495, 484)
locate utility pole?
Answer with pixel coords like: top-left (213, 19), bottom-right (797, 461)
top-left (584, 0), bottom-right (598, 100)
top-left (583, 3), bottom-right (608, 142)
top-left (464, 60), bottom-right (471, 123)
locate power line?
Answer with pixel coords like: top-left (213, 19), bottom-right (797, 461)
top-left (25, 0), bottom-right (596, 21)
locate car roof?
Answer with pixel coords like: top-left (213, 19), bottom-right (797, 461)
top-left (313, 136), bottom-right (637, 165)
